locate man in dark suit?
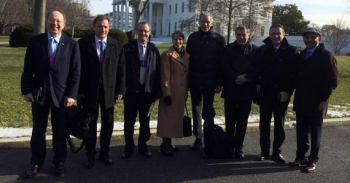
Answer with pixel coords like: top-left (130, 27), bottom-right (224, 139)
top-left (21, 10), bottom-right (80, 178)
top-left (256, 24), bottom-right (298, 164)
top-left (121, 22), bottom-right (161, 159)
top-left (78, 15), bottom-right (126, 168)
top-left (221, 26), bottom-right (258, 159)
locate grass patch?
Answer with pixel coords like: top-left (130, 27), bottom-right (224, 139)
top-left (0, 45), bottom-right (349, 127)
top-left (0, 36), bottom-right (9, 42)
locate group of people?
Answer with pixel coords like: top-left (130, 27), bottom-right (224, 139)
top-left (20, 10), bottom-right (338, 179)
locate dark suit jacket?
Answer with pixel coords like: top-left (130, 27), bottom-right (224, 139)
top-left (21, 33), bottom-right (81, 108)
top-left (78, 34), bottom-right (126, 109)
top-left (221, 41), bottom-right (258, 101)
top-left (123, 39), bottom-right (161, 99)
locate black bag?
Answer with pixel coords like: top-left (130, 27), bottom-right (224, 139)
top-left (206, 125), bottom-right (233, 159)
top-left (66, 105), bottom-right (92, 154)
top-left (183, 103), bottom-right (192, 137)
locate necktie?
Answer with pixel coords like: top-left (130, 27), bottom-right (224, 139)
top-left (306, 50), bottom-right (312, 59)
top-left (99, 41), bottom-right (104, 63)
top-left (140, 45), bottom-right (146, 67)
top-left (49, 37), bottom-right (55, 65)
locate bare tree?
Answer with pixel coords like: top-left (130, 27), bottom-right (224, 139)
top-left (323, 17), bottom-right (350, 54)
top-left (0, 0), bottom-right (32, 35)
top-left (220, 0), bottom-right (247, 44)
top-left (129, 0), bottom-right (150, 29)
top-left (63, 0), bottom-right (90, 38)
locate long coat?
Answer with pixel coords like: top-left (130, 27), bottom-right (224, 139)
top-left (157, 46), bottom-right (190, 138)
top-left (293, 43), bottom-right (338, 117)
top-left (78, 34), bottom-right (126, 109)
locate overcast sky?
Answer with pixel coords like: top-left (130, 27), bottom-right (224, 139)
top-left (89, 0), bottom-right (350, 27)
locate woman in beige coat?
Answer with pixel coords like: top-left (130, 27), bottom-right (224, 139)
top-left (157, 31), bottom-right (190, 156)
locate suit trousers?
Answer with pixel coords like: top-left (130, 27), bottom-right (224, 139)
top-left (295, 114), bottom-right (323, 163)
top-left (30, 92), bottom-right (68, 165)
top-left (123, 86), bottom-right (154, 153)
top-left (85, 85), bottom-right (114, 157)
top-left (224, 99), bottom-right (252, 151)
top-left (259, 99), bottom-right (288, 154)
top-left (190, 87), bottom-right (216, 146)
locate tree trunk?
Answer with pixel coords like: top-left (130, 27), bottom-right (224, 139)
top-left (33, 0), bottom-right (46, 35)
top-left (71, 26), bottom-right (75, 38)
top-left (226, 0), bottom-right (233, 45)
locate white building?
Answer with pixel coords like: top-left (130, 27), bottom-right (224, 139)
top-left (111, 0), bottom-right (273, 38)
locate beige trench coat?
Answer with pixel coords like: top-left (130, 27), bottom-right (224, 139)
top-left (157, 46), bottom-right (190, 138)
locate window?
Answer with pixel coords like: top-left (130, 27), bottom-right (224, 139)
top-left (175, 3), bottom-right (178, 14)
top-left (168, 22), bottom-right (171, 35)
top-left (155, 7), bottom-right (157, 17)
top-left (169, 4), bottom-right (171, 15)
top-left (161, 6), bottom-right (163, 16)
top-left (175, 22), bottom-right (177, 32)
top-left (160, 23), bottom-right (163, 35)
top-left (182, 2), bottom-right (184, 13)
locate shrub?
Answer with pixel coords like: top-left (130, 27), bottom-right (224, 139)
top-left (108, 29), bottom-right (128, 45)
top-left (9, 24), bottom-right (33, 47)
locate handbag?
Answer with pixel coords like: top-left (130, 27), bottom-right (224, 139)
top-left (66, 104), bottom-right (92, 154)
top-left (183, 103), bottom-right (192, 137)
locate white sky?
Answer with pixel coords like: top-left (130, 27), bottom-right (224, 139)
top-left (89, 0), bottom-right (350, 27)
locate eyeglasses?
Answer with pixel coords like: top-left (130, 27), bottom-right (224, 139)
top-left (137, 29), bottom-right (149, 33)
top-left (47, 19), bottom-right (64, 24)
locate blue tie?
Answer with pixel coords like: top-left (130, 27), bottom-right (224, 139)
top-left (49, 38), bottom-right (56, 65)
top-left (306, 50), bottom-right (312, 59)
top-left (99, 41), bottom-right (104, 63)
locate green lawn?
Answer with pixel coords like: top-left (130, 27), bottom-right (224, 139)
top-left (0, 36), bottom-right (9, 42)
top-left (0, 45), bottom-right (349, 127)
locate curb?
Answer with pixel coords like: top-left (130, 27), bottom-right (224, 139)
top-left (1, 118), bottom-right (350, 149)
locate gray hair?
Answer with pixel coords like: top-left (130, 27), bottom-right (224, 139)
top-left (199, 12), bottom-right (213, 23)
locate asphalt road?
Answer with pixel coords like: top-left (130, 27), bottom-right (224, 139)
top-left (0, 125), bottom-right (349, 183)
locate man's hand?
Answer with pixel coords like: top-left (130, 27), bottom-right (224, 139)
top-left (23, 93), bottom-right (34, 103)
top-left (115, 94), bottom-right (123, 100)
top-left (279, 91), bottom-right (289, 102)
top-left (215, 86), bottom-right (222, 94)
top-left (64, 97), bottom-right (75, 107)
top-left (164, 96), bottom-right (172, 106)
top-left (235, 74), bottom-right (249, 85)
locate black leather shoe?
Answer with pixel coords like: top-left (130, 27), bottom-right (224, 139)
top-left (234, 151), bottom-right (245, 160)
top-left (169, 144), bottom-right (180, 152)
top-left (189, 138), bottom-right (203, 151)
top-left (25, 164), bottom-right (42, 179)
top-left (84, 156), bottom-right (94, 168)
top-left (54, 163), bottom-right (65, 177)
top-left (272, 153), bottom-right (286, 164)
top-left (121, 151), bottom-right (132, 159)
top-left (160, 143), bottom-right (174, 157)
top-left (139, 150), bottom-right (152, 158)
top-left (258, 153), bottom-right (270, 161)
top-left (99, 155), bottom-right (113, 166)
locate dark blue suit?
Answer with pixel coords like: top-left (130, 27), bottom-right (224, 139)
top-left (21, 33), bottom-right (81, 165)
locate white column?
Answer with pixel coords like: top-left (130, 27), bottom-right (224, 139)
top-left (125, 0), bottom-right (129, 32)
top-left (116, 3), bottom-right (120, 29)
top-left (149, 2), bottom-right (153, 33)
top-left (132, 7), bottom-right (136, 30)
top-left (121, 1), bottom-right (125, 31)
top-left (113, 4), bottom-right (116, 29)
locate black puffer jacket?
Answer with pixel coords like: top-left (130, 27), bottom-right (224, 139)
top-left (186, 27), bottom-right (225, 89)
